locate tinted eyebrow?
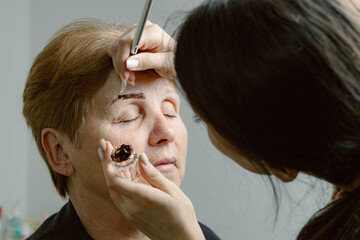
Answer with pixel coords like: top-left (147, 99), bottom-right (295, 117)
top-left (106, 92), bottom-right (145, 109)
top-left (118, 93), bottom-right (145, 100)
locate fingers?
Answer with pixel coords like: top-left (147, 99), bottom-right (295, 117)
top-left (98, 140), bottom-right (123, 184)
top-left (126, 52), bottom-right (174, 71)
top-left (108, 36), bottom-right (131, 80)
top-left (138, 152), bottom-right (178, 195)
top-left (107, 22), bottom-right (151, 80)
top-left (108, 22), bottom-right (176, 80)
top-left (126, 52), bottom-right (176, 80)
top-left (98, 139), bottom-right (170, 199)
top-left (108, 188), bottom-right (124, 205)
top-left (99, 140), bottom-right (135, 196)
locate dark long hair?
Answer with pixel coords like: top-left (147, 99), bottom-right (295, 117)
top-left (175, 0), bottom-right (360, 239)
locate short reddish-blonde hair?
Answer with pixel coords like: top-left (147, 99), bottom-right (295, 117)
top-left (23, 19), bottom-right (130, 197)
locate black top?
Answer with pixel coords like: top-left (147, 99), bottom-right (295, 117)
top-left (27, 201), bottom-right (221, 240)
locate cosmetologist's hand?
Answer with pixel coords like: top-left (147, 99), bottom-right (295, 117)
top-left (98, 139), bottom-right (205, 240)
top-left (108, 21), bottom-right (177, 82)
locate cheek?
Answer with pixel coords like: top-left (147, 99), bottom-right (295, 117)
top-left (177, 121), bottom-right (188, 151)
top-left (175, 119), bottom-right (188, 173)
top-left (102, 125), bottom-right (148, 155)
top-left (68, 126), bottom-right (110, 196)
top-left (74, 122), bottom-right (104, 166)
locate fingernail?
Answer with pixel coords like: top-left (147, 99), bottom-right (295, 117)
top-left (126, 59), bottom-right (139, 69)
top-left (128, 80), bottom-right (135, 86)
top-left (100, 139), bottom-right (106, 151)
top-left (128, 71), bottom-right (136, 84)
top-left (122, 71), bottom-right (130, 81)
top-left (140, 152), bottom-right (149, 166)
top-left (98, 148), bottom-right (104, 161)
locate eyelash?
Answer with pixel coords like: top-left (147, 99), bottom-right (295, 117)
top-left (115, 113), bottom-right (176, 124)
top-left (113, 100), bottom-right (178, 123)
top-left (165, 113), bottom-right (177, 118)
top-left (114, 116), bottom-right (140, 124)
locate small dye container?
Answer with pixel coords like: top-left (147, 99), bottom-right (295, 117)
top-left (111, 144), bottom-right (140, 180)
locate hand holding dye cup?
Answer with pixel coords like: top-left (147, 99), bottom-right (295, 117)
top-left (98, 139), bottom-right (206, 240)
top-left (98, 139), bottom-right (140, 181)
top-left (111, 144), bottom-right (140, 180)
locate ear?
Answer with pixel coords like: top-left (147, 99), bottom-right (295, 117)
top-left (41, 128), bottom-right (74, 176)
top-left (266, 164), bottom-right (299, 183)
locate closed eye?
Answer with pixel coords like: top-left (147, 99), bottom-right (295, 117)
top-left (164, 113), bottom-right (177, 118)
top-left (162, 101), bottom-right (177, 118)
top-left (121, 116), bottom-right (140, 123)
top-left (113, 115), bottom-right (140, 124)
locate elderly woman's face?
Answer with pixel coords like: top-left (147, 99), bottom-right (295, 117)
top-left (69, 71), bottom-right (187, 198)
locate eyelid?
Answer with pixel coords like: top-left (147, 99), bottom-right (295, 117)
top-left (113, 115), bottom-right (140, 123)
top-left (162, 101), bottom-right (177, 117)
top-left (166, 98), bottom-right (179, 110)
top-left (112, 108), bottom-right (140, 123)
top-left (122, 116), bottom-right (140, 123)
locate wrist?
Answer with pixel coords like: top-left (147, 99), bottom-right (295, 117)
top-left (175, 221), bottom-right (205, 240)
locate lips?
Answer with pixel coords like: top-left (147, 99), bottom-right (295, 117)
top-left (152, 158), bottom-right (177, 168)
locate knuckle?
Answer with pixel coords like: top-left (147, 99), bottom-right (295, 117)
top-left (149, 24), bottom-right (161, 33)
top-left (151, 24), bottom-right (163, 33)
top-left (152, 23), bottom-right (160, 29)
top-left (148, 171), bottom-right (161, 181)
top-left (141, 54), bottom-right (152, 68)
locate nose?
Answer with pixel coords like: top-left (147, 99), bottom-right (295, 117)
top-left (148, 115), bottom-right (176, 146)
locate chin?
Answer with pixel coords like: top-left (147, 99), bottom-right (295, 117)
top-left (137, 171), bottom-right (182, 187)
top-left (162, 172), bottom-right (182, 187)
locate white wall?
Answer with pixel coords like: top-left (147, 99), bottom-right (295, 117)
top-left (0, 0), bottom-right (332, 239)
top-left (0, 0), bottom-right (31, 218)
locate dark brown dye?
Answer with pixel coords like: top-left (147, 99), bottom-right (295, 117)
top-left (111, 144), bottom-right (133, 162)
top-left (118, 93), bottom-right (145, 100)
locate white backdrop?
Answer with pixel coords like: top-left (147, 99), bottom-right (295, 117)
top-left (0, 0), bottom-right (332, 239)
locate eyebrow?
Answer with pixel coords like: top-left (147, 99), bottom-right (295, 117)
top-left (118, 93), bottom-right (145, 100)
top-left (106, 92), bottom-right (145, 109)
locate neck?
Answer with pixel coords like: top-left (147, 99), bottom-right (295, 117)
top-left (68, 185), bottom-right (149, 240)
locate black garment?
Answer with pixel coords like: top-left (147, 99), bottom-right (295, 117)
top-left (27, 201), bottom-right (220, 240)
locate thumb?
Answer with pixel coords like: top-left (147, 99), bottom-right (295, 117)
top-left (139, 152), bottom-right (178, 195)
top-left (126, 52), bottom-right (175, 78)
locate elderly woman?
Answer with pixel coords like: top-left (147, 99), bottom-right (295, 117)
top-left (22, 19), bottom-right (219, 240)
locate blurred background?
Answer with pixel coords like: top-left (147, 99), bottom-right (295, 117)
top-left (0, 0), bottom-right (332, 239)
